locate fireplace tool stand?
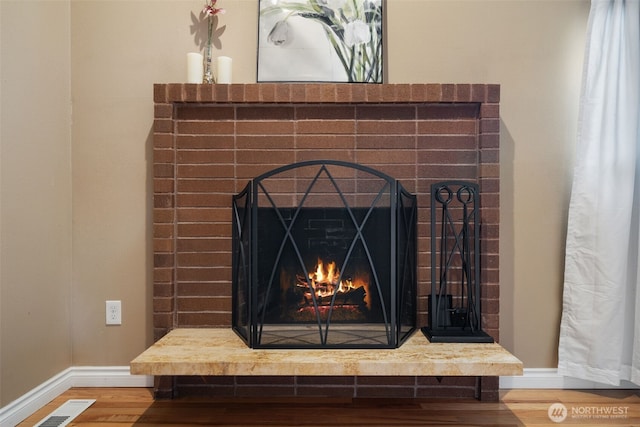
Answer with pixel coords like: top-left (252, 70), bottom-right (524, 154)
top-left (422, 181), bottom-right (493, 343)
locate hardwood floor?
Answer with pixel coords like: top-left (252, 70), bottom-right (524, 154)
top-left (18, 388), bottom-right (640, 426)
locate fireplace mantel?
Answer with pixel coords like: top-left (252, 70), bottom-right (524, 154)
top-left (154, 82), bottom-right (499, 104)
top-left (151, 83), bottom-right (501, 399)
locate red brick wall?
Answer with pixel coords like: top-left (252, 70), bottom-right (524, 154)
top-left (152, 83), bottom-right (500, 399)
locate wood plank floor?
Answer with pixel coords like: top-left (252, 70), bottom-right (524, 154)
top-left (18, 387), bottom-right (640, 426)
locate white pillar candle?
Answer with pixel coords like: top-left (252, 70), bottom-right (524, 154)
top-left (216, 56), bottom-right (232, 84)
top-left (187, 52), bottom-right (204, 83)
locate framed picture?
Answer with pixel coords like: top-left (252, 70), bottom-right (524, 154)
top-left (258, 0), bottom-right (383, 83)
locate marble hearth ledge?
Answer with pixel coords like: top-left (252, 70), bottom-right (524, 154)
top-left (130, 329), bottom-right (523, 377)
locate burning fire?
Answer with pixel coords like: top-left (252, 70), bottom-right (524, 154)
top-left (297, 258), bottom-right (370, 308)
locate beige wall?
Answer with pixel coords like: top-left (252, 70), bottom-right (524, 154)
top-left (0, 0), bottom-right (589, 406)
top-left (1, 0), bottom-right (73, 404)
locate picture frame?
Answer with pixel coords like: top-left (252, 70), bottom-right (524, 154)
top-left (257, 0), bottom-right (383, 83)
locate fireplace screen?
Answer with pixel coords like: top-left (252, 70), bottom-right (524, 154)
top-left (232, 160), bottom-right (417, 349)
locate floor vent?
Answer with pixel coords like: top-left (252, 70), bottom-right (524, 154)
top-left (33, 399), bottom-right (95, 427)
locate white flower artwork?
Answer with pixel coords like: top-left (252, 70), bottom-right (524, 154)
top-left (258, 0), bottom-right (383, 83)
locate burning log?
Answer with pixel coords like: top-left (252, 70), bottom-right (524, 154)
top-left (283, 259), bottom-right (371, 320)
top-left (303, 285), bottom-right (367, 307)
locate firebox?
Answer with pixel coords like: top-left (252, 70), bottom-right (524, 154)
top-left (232, 160), bottom-right (417, 349)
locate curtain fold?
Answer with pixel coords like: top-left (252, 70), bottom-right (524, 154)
top-left (558, 0), bottom-right (640, 386)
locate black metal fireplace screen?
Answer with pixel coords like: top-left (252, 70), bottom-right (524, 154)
top-left (232, 160), bottom-right (417, 349)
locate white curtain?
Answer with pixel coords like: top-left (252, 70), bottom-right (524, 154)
top-left (558, 0), bottom-right (640, 386)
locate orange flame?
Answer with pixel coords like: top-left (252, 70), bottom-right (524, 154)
top-left (304, 258), bottom-right (369, 308)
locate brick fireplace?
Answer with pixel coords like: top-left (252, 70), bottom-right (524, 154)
top-left (152, 83), bottom-right (500, 398)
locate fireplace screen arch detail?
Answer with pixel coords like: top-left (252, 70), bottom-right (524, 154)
top-left (232, 160), bottom-right (417, 349)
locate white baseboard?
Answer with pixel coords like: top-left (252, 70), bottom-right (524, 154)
top-left (500, 368), bottom-right (640, 389)
top-left (0, 366), bottom-right (152, 427)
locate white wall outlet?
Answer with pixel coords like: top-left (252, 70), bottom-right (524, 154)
top-left (106, 300), bottom-right (122, 325)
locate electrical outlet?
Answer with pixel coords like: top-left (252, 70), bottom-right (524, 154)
top-left (106, 300), bottom-right (122, 325)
